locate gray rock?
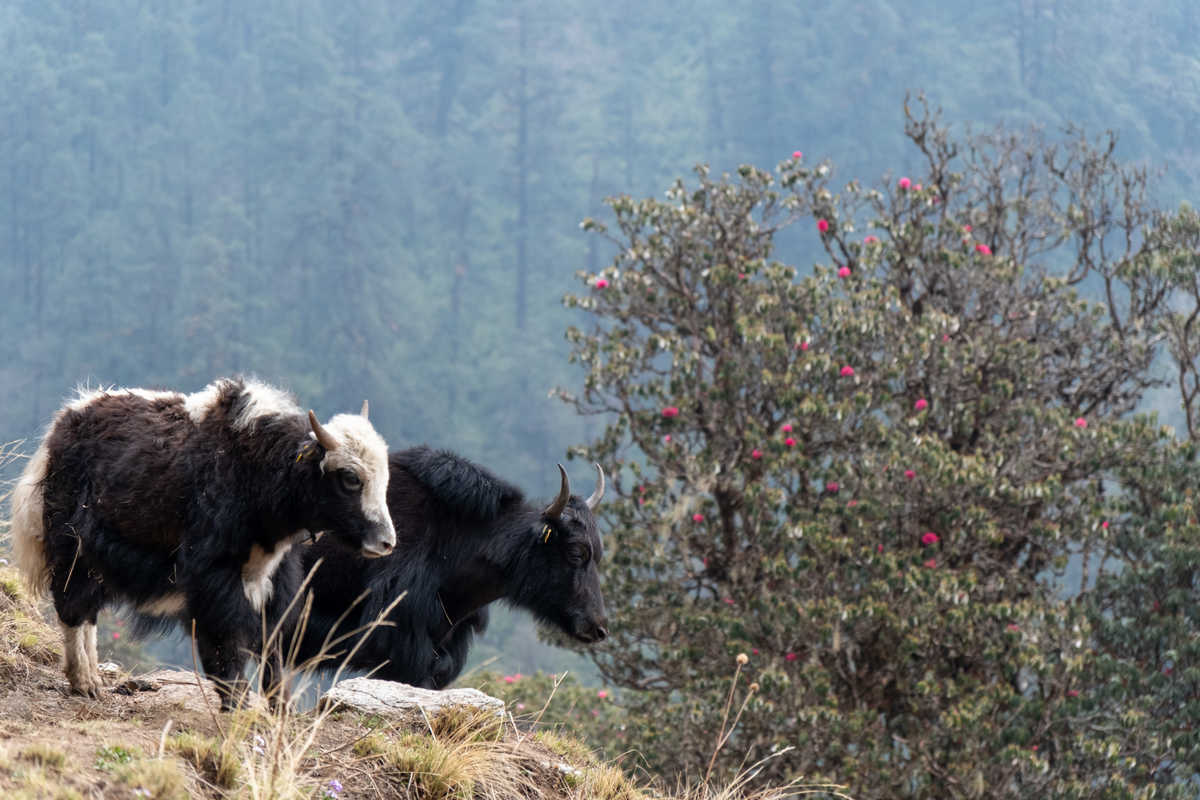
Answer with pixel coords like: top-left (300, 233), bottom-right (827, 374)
top-left (320, 677), bottom-right (504, 720)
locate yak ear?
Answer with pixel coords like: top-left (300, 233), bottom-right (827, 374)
top-left (294, 439), bottom-right (324, 464)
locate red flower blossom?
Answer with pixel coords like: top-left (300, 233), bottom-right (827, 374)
top-left (1101, 520), bottom-right (1109, 529)
top-left (877, 544), bottom-right (884, 553)
top-left (1007, 624), bottom-right (1020, 633)
top-left (594, 278), bottom-right (609, 289)
top-left (597, 690), bottom-right (609, 699)
top-left (847, 499), bottom-right (858, 508)
top-left (784, 437), bottom-right (796, 447)
top-left (1067, 689), bottom-right (1080, 697)
top-left (504, 675), bottom-right (515, 684)
top-left (840, 365), bottom-right (855, 377)
top-left (792, 150), bottom-right (803, 160)
top-left (962, 224), bottom-right (972, 233)
top-left (1074, 417), bottom-right (1087, 428)
top-left (914, 398), bottom-right (928, 411)
top-left (780, 423), bottom-right (793, 433)
top-left (751, 449), bottom-right (762, 460)
top-left (863, 235), bottom-right (879, 244)
top-left (898, 177), bottom-right (911, 190)
top-left (722, 597), bottom-right (735, 605)
top-left (785, 652), bottom-right (798, 662)
top-left (817, 218), bottom-right (829, 233)
top-left (661, 406), bottom-right (680, 418)
top-left (903, 469), bottom-right (916, 480)
top-left (975, 243), bottom-right (992, 255)
top-left (923, 558), bottom-right (937, 568)
top-left (921, 531), bottom-right (939, 546)
top-left (663, 434), bottom-right (671, 443)
top-left (112, 632), bottom-right (121, 640)
top-left (826, 481), bottom-right (839, 493)
top-left (837, 265), bottom-right (851, 278)
top-left (800, 341), bottom-right (810, 351)
top-left (692, 513), bottom-right (704, 522)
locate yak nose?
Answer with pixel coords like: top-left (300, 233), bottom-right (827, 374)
top-left (595, 625), bottom-right (609, 641)
top-left (361, 524), bottom-right (396, 558)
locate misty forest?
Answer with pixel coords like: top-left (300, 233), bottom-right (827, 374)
top-left (5, 1), bottom-right (1200, 798)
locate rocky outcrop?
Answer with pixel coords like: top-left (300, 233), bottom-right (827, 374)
top-left (320, 677), bottom-right (504, 720)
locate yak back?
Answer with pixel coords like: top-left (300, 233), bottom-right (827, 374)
top-left (388, 446), bottom-right (524, 523)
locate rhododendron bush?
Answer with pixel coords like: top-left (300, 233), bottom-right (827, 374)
top-left (559, 100), bottom-right (1200, 798)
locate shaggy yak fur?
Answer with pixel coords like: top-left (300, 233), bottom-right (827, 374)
top-left (9, 378), bottom-right (396, 708)
top-left (298, 446), bottom-right (608, 688)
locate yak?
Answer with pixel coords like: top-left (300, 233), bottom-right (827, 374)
top-left (9, 378), bottom-right (397, 708)
top-left (298, 446), bottom-right (608, 688)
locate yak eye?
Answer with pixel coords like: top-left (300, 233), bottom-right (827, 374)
top-left (338, 470), bottom-right (363, 492)
top-left (566, 542), bottom-right (590, 566)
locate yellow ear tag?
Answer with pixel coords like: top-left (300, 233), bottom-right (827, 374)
top-left (296, 442), bottom-right (317, 462)
top-left (542, 524), bottom-right (552, 543)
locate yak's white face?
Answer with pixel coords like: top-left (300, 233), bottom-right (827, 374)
top-left (317, 413), bottom-right (395, 556)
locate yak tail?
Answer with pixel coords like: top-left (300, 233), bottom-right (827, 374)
top-left (9, 441), bottom-right (51, 598)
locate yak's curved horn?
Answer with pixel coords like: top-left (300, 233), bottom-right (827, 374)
top-left (308, 410), bottom-right (340, 451)
top-left (585, 463), bottom-right (606, 509)
top-left (543, 464), bottom-right (571, 519)
top-left (360, 399), bottom-right (369, 420)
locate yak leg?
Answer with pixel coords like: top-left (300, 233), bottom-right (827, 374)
top-left (187, 568), bottom-right (255, 711)
top-left (46, 517), bottom-right (106, 698)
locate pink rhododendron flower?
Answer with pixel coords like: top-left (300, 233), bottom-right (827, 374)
top-left (792, 150), bottom-right (803, 160)
top-left (826, 481), bottom-right (839, 493)
top-left (840, 365), bottom-right (855, 377)
top-left (921, 532), bottom-right (939, 546)
top-left (692, 513), bottom-right (704, 522)
top-left (661, 406), bottom-right (679, 418)
top-left (722, 597), bottom-right (735, 605)
top-left (752, 648), bottom-right (759, 655)
top-left (597, 690), bottom-right (608, 699)
top-left (594, 278), bottom-right (609, 289)
top-left (863, 235), bottom-right (879, 244)
top-left (1007, 624), bottom-right (1020, 632)
top-left (751, 449), bottom-right (762, 460)
top-left (1074, 417), bottom-right (1087, 428)
top-left (781, 423), bottom-right (793, 433)
top-left (915, 183), bottom-right (923, 191)
top-left (924, 558), bottom-right (937, 568)
top-left (738, 272), bottom-right (746, 279)
top-left (662, 435), bottom-right (671, 443)
top-left (837, 265), bottom-right (851, 278)
top-left (1067, 689), bottom-right (1079, 698)
top-left (942, 333), bottom-right (950, 342)
top-left (784, 437), bottom-right (796, 447)
top-left (817, 218), bottom-right (829, 233)
top-left (515, 673), bottom-right (523, 680)
top-left (785, 652), bottom-right (798, 662)
top-left (898, 177), bottom-right (911, 190)
top-left (975, 243), bottom-right (992, 255)
top-left (904, 469), bottom-right (916, 480)
top-left (1031, 745), bottom-right (1039, 752)
top-left (877, 544), bottom-right (884, 553)
top-left (914, 398), bottom-right (928, 411)
top-left (847, 499), bottom-right (858, 508)
top-left (800, 341), bottom-right (810, 351)
top-left (112, 632), bottom-right (120, 640)
top-left (963, 224), bottom-right (972, 233)
top-left (516, 702), bottom-right (526, 710)
top-left (504, 675), bottom-right (515, 684)
top-left (1101, 520), bottom-right (1109, 529)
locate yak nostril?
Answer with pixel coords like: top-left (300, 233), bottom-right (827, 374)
top-left (595, 625), bottom-right (609, 641)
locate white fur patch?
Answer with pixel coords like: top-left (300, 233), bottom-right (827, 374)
top-left (136, 593), bottom-right (187, 617)
top-left (232, 380), bottom-right (301, 431)
top-left (10, 441), bottom-right (51, 597)
top-left (242, 541), bottom-right (293, 612)
top-left (66, 385), bottom-right (182, 412)
top-left (183, 382), bottom-right (224, 423)
top-left (320, 414), bottom-right (395, 540)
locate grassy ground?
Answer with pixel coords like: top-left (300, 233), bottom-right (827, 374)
top-left (0, 562), bottom-right (844, 800)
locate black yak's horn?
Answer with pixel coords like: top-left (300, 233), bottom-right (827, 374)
top-left (544, 464), bottom-right (571, 519)
top-left (308, 410), bottom-right (340, 451)
top-left (585, 463), bottom-right (605, 509)
top-left (360, 399), bottom-right (369, 420)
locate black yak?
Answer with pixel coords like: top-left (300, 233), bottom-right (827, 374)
top-left (298, 447), bottom-right (608, 688)
top-left (10, 378), bottom-right (396, 708)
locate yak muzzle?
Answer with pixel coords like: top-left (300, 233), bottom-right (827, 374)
top-left (360, 523), bottom-right (397, 559)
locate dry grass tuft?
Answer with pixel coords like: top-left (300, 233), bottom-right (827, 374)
top-left (168, 730), bottom-right (242, 789)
